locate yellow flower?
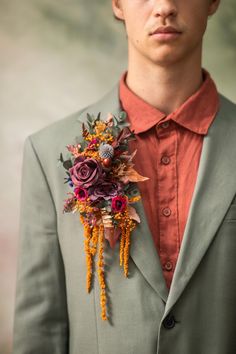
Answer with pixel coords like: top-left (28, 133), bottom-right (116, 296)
top-left (95, 121), bottom-right (107, 135)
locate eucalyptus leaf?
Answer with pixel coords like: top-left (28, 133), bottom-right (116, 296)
top-left (120, 121), bottom-right (130, 128)
top-left (59, 152), bottom-right (64, 163)
top-left (118, 111), bottom-right (127, 122)
top-left (113, 116), bottom-right (119, 127)
top-left (87, 113), bottom-right (94, 123)
top-left (112, 126), bottom-right (121, 136)
top-left (96, 112), bottom-right (101, 121)
top-left (63, 160), bottom-right (73, 170)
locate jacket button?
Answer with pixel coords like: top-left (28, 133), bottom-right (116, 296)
top-left (163, 314), bottom-right (176, 329)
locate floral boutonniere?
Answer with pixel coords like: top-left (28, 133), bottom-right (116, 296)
top-left (59, 111), bottom-right (148, 320)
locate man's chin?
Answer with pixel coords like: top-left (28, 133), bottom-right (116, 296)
top-left (149, 52), bottom-right (185, 67)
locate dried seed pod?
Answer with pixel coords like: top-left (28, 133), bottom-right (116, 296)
top-left (99, 143), bottom-right (114, 159)
top-left (102, 158), bottom-right (112, 168)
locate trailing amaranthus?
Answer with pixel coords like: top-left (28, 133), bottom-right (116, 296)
top-left (59, 111), bottom-right (148, 321)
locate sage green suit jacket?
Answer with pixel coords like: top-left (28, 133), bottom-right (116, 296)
top-left (12, 83), bottom-right (236, 354)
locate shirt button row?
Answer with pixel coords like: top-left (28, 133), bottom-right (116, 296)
top-left (161, 156), bottom-right (170, 165)
top-left (160, 121), bottom-right (170, 129)
top-left (164, 261), bottom-right (173, 271)
top-left (162, 207), bottom-right (171, 217)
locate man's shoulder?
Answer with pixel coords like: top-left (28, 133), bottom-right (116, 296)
top-left (26, 105), bottom-right (88, 164)
top-left (27, 83), bottom-right (116, 148)
top-left (30, 105), bottom-right (87, 145)
top-left (219, 93), bottom-right (236, 117)
top-left (24, 82), bottom-right (120, 168)
top-left (29, 82), bottom-right (120, 150)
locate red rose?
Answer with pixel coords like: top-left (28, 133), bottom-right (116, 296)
top-left (74, 187), bottom-right (88, 201)
top-left (111, 196), bottom-right (127, 213)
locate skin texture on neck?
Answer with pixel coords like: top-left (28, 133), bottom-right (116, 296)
top-left (126, 38), bottom-right (203, 115)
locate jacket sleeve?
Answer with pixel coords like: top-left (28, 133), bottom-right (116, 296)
top-left (12, 136), bottom-right (69, 353)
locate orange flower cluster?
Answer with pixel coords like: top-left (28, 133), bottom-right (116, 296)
top-left (97, 224), bottom-right (107, 320)
top-left (115, 211), bottom-right (136, 277)
top-left (83, 221), bottom-right (93, 292)
top-left (80, 210), bottom-right (136, 320)
top-left (81, 150), bottom-right (100, 160)
top-left (84, 131), bottom-right (113, 145)
top-left (80, 215), bottom-right (107, 320)
top-left (128, 196), bottom-right (141, 204)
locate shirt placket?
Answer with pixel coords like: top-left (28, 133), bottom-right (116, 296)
top-left (156, 120), bottom-right (180, 289)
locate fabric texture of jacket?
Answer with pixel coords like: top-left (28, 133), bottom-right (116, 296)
top-left (12, 83), bottom-right (236, 354)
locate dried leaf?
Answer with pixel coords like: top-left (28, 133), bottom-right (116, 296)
top-left (59, 152), bottom-right (64, 163)
top-left (116, 127), bottom-right (133, 144)
top-left (63, 160), bottom-right (73, 170)
top-left (126, 168), bottom-right (149, 183)
top-left (82, 123), bottom-right (89, 138)
top-left (128, 206), bottom-right (141, 223)
top-left (120, 150), bottom-right (137, 163)
top-left (120, 176), bottom-right (130, 184)
top-left (104, 227), bottom-right (121, 249)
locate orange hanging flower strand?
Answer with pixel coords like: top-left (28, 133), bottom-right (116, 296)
top-left (97, 224), bottom-right (107, 320)
top-left (83, 220), bottom-right (93, 292)
top-left (59, 111), bottom-right (148, 320)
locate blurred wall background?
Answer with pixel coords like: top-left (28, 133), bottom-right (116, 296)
top-left (0, 0), bottom-right (235, 353)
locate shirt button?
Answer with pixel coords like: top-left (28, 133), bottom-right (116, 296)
top-left (163, 314), bottom-right (176, 329)
top-left (162, 207), bottom-right (171, 217)
top-left (161, 156), bottom-right (170, 165)
top-left (160, 121), bottom-right (170, 129)
top-left (164, 261), bottom-right (173, 271)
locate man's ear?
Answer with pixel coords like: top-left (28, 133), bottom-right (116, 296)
top-left (208, 0), bottom-right (221, 16)
top-left (112, 0), bottom-right (125, 21)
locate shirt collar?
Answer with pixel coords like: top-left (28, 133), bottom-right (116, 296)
top-left (119, 69), bottom-right (220, 135)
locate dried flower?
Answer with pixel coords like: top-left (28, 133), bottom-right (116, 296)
top-left (99, 143), bottom-right (114, 159)
top-left (89, 181), bottom-right (122, 201)
top-left (74, 187), bottom-right (88, 201)
top-left (112, 196), bottom-right (127, 213)
top-left (60, 111), bottom-right (148, 321)
top-left (69, 158), bottom-right (103, 188)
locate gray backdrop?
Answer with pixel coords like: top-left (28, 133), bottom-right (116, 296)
top-left (0, 0), bottom-right (235, 353)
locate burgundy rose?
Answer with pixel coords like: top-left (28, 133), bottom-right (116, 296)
top-left (69, 158), bottom-right (103, 188)
top-left (74, 155), bottom-right (86, 165)
top-left (112, 196), bottom-right (127, 213)
top-left (89, 181), bottom-right (122, 201)
top-left (74, 187), bottom-right (88, 201)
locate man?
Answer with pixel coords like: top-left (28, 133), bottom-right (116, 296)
top-left (13, 0), bottom-right (236, 353)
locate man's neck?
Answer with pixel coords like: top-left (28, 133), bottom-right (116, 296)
top-left (126, 52), bottom-right (203, 115)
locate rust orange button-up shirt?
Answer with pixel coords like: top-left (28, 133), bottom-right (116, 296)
top-left (119, 69), bottom-right (219, 289)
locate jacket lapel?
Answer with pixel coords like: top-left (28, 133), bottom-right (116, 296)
top-left (77, 83), bottom-right (169, 302)
top-left (129, 199), bottom-right (169, 302)
top-left (164, 95), bottom-right (236, 316)
top-left (77, 85), bottom-right (236, 312)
